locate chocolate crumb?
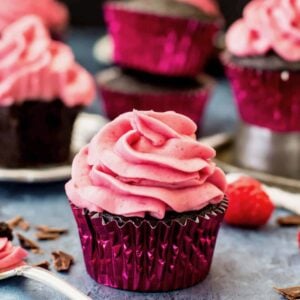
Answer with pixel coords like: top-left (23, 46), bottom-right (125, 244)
top-left (52, 251), bottom-right (74, 272)
top-left (36, 232), bottom-right (60, 241)
top-left (32, 248), bottom-right (44, 255)
top-left (17, 233), bottom-right (40, 251)
top-left (0, 222), bottom-right (13, 240)
top-left (274, 286), bottom-right (300, 299)
top-left (36, 225), bottom-right (68, 235)
top-left (34, 261), bottom-right (50, 270)
top-left (7, 216), bottom-right (30, 231)
top-left (277, 215), bottom-right (300, 227)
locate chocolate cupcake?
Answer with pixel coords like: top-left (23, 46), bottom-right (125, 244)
top-left (0, 16), bottom-right (95, 168)
top-left (0, 0), bottom-right (69, 40)
top-left (66, 110), bottom-right (227, 292)
top-left (223, 0), bottom-right (300, 178)
top-left (104, 0), bottom-right (222, 76)
top-left (97, 67), bottom-right (214, 124)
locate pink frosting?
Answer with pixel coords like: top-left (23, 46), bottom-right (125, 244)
top-left (66, 110), bottom-right (226, 219)
top-left (0, 0), bottom-right (68, 33)
top-left (226, 0), bottom-right (300, 61)
top-left (0, 16), bottom-right (95, 107)
top-left (0, 238), bottom-right (28, 272)
top-left (176, 0), bottom-right (220, 16)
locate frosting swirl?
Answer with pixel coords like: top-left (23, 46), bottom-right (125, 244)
top-left (0, 16), bottom-right (95, 107)
top-left (66, 110), bottom-right (226, 219)
top-left (226, 0), bottom-right (300, 61)
top-left (0, 238), bottom-right (27, 271)
top-left (0, 0), bottom-right (68, 33)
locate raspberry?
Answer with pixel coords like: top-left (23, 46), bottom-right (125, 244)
top-left (224, 177), bottom-right (274, 228)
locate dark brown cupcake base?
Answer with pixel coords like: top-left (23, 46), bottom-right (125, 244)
top-left (0, 99), bottom-right (81, 168)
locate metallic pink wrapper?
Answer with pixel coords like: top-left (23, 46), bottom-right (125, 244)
top-left (97, 76), bottom-right (214, 124)
top-left (70, 200), bottom-right (227, 292)
top-left (225, 58), bottom-right (300, 132)
top-left (104, 3), bottom-right (220, 76)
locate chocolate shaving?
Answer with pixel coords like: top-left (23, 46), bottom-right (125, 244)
top-left (32, 248), bottom-right (44, 255)
top-left (0, 222), bottom-right (13, 240)
top-left (33, 261), bottom-right (50, 270)
top-left (7, 216), bottom-right (30, 231)
top-left (277, 215), bottom-right (300, 227)
top-left (51, 251), bottom-right (74, 272)
top-left (274, 286), bottom-right (300, 300)
top-left (36, 225), bottom-right (68, 235)
top-left (36, 232), bottom-right (60, 241)
top-left (17, 233), bottom-right (40, 251)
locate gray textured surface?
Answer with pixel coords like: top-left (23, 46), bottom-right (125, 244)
top-left (0, 183), bottom-right (298, 300)
top-left (0, 28), bottom-right (296, 300)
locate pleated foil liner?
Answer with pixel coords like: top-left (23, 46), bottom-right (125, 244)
top-left (104, 3), bottom-right (220, 77)
top-left (70, 199), bottom-right (228, 292)
top-left (224, 57), bottom-right (300, 132)
top-left (97, 72), bottom-right (214, 124)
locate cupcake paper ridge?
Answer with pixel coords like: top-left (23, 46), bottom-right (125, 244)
top-left (66, 110), bottom-right (227, 219)
top-left (226, 0), bottom-right (300, 61)
top-left (0, 15), bottom-right (95, 107)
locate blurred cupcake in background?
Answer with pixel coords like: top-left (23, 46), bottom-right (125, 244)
top-left (104, 0), bottom-right (222, 77)
top-left (97, 67), bottom-right (214, 126)
top-left (66, 110), bottom-right (227, 292)
top-left (0, 0), bottom-right (69, 40)
top-left (0, 16), bottom-right (95, 168)
top-left (223, 0), bottom-right (300, 178)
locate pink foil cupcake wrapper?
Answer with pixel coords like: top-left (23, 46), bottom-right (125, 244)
top-left (97, 75), bottom-right (214, 125)
top-left (104, 3), bottom-right (220, 77)
top-left (70, 199), bottom-right (227, 292)
top-left (224, 57), bottom-right (300, 132)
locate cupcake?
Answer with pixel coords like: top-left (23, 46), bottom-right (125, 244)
top-left (0, 0), bottom-right (69, 40)
top-left (0, 16), bottom-right (95, 168)
top-left (65, 110), bottom-right (227, 292)
top-left (97, 67), bottom-right (214, 124)
top-left (104, 0), bottom-right (221, 77)
top-left (223, 0), bottom-right (300, 178)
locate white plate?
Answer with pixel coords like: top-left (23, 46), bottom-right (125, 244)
top-left (0, 113), bottom-right (108, 183)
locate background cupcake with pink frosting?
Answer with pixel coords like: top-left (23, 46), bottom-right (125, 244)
top-left (66, 110), bottom-right (227, 292)
top-left (0, 0), bottom-right (69, 40)
top-left (223, 0), bottom-right (300, 178)
top-left (0, 15), bottom-right (95, 168)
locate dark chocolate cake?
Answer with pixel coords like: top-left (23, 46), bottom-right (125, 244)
top-left (0, 99), bottom-right (81, 168)
top-left (97, 67), bottom-right (206, 94)
top-left (227, 52), bottom-right (300, 71)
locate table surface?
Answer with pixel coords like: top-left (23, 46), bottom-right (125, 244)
top-left (0, 28), bottom-right (298, 300)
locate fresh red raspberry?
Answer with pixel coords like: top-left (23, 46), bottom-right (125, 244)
top-left (224, 176), bottom-right (274, 228)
